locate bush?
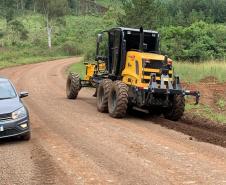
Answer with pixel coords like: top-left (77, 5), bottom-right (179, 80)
top-left (160, 21), bottom-right (226, 61)
top-left (8, 19), bottom-right (29, 40)
top-left (84, 44), bottom-right (96, 61)
top-left (0, 29), bottom-right (4, 38)
top-left (61, 41), bottom-right (83, 55)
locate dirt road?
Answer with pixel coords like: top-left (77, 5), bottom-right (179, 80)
top-left (1, 58), bottom-right (226, 185)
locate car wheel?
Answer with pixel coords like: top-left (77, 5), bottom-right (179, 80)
top-left (21, 131), bottom-right (31, 141)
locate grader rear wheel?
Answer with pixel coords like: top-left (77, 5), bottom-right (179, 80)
top-left (66, 72), bottom-right (81, 99)
top-left (163, 94), bottom-right (185, 121)
top-left (108, 81), bottom-right (128, 118)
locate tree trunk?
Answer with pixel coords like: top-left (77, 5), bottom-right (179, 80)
top-left (17, 0), bottom-right (19, 10)
top-left (46, 16), bottom-right (52, 49)
top-left (20, 0), bottom-right (24, 10)
top-left (33, 0), bottom-right (36, 12)
top-left (47, 27), bottom-right (52, 49)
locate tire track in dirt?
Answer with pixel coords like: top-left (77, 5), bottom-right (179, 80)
top-left (146, 114), bottom-right (226, 148)
top-left (31, 142), bottom-right (58, 185)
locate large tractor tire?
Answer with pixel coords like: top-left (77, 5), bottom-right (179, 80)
top-left (108, 81), bottom-right (128, 118)
top-left (163, 94), bottom-right (185, 121)
top-left (66, 72), bottom-right (81, 99)
top-left (97, 79), bottom-right (112, 113)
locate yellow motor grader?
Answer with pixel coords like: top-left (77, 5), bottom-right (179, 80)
top-left (66, 27), bottom-right (200, 121)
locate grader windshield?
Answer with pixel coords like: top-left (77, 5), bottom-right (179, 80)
top-left (123, 29), bottom-right (160, 53)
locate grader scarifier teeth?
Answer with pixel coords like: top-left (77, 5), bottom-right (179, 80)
top-left (185, 90), bottom-right (200, 105)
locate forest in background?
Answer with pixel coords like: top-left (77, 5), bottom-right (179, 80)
top-left (0, 0), bottom-right (226, 68)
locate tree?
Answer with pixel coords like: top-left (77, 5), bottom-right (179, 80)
top-left (0, 0), bottom-right (18, 22)
top-left (37, 0), bottom-right (68, 48)
top-left (119, 0), bottom-right (160, 29)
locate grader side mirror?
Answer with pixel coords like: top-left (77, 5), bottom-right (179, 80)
top-left (96, 33), bottom-right (103, 60)
top-left (97, 33), bottom-right (103, 43)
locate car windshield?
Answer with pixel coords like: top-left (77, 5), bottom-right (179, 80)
top-left (0, 80), bottom-right (17, 100)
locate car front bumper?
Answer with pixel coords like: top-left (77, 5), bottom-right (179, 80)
top-left (0, 117), bottom-right (30, 139)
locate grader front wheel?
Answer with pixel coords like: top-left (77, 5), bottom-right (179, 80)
top-left (108, 81), bottom-right (128, 118)
top-left (66, 72), bottom-right (81, 99)
top-left (97, 79), bottom-right (113, 113)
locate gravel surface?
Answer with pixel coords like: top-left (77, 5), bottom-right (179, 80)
top-left (1, 58), bottom-right (226, 185)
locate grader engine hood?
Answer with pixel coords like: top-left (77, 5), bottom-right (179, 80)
top-left (122, 51), bottom-right (200, 105)
top-left (122, 51), bottom-right (173, 88)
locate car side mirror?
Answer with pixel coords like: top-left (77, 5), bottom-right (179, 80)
top-left (19, 91), bottom-right (29, 98)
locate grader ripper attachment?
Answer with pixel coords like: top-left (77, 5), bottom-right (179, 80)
top-left (66, 27), bottom-right (200, 121)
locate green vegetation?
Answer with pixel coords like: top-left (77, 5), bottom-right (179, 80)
top-left (120, 0), bottom-right (226, 61)
top-left (160, 22), bottom-right (226, 61)
top-left (174, 61), bottom-right (226, 83)
top-left (120, 0), bottom-right (226, 28)
top-left (0, 0), bottom-right (115, 69)
top-left (0, 4), bottom-right (116, 69)
top-left (216, 99), bottom-right (225, 110)
top-left (68, 60), bottom-right (86, 78)
top-left (96, 0), bottom-right (121, 7)
top-left (0, 47), bottom-right (68, 68)
top-left (186, 104), bottom-right (226, 124)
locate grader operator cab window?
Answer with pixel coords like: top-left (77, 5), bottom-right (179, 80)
top-left (109, 30), bottom-right (122, 75)
top-left (124, 31), bottom-right (159, 53)
top-left (96, 32), bottom-right (109, 61)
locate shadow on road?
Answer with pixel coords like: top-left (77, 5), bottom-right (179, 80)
top-left (0, 136), bottom-right (28, 145)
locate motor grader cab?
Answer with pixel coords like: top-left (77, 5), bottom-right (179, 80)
top-left (66, 27), bottom-right (200, 121)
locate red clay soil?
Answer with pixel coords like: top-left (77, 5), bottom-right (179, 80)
top-left (182, 80), bottom-right (226, 109)
top-left (199, 76), bottom-right (219, 83)
top-left (128, 109), bottom-right (226, 148)
top-left (170, 79), bottom-right (226, 147)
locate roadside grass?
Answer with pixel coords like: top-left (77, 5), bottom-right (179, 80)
top-left (216, 98), bottom-right (226, 110)
top-left (68, 59), bottom-right (86, 78)
top-left (0, 47), bottom-right (69, 69)
top-left (174, 60), bottom-right (226, 83)
top-left (185, 103), bottom-right (226, 124)
top-left (0, 56), bottom-right (67, 69)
